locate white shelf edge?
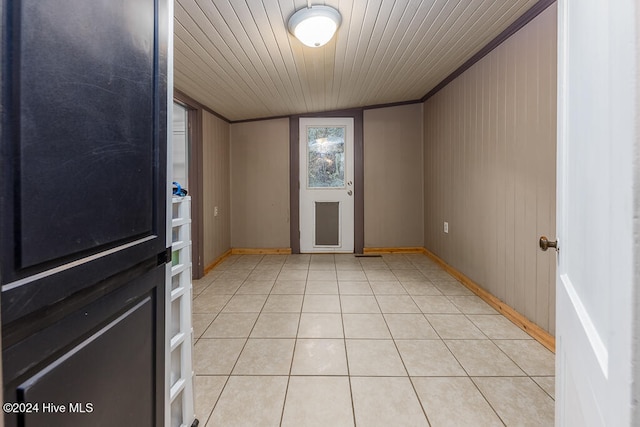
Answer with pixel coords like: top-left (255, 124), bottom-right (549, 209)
top-left (171, 241), bottom-right (189, 251)
top-left (169, 378), bottom-right (186, 401)
top-left (171, 263), bottom-right (188, 276)
top-left (171, 286), bottom-right (186, 301)
top-left (171, 218), bottom-right (191, 226)
top-left (170, 332), bottom-right (186, 350)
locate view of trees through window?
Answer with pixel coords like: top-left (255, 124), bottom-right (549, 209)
top-left (307, 126), bottom-right (345, 188)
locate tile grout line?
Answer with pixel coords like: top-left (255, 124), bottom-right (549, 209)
top-left (196, 254), bottom-right (303, 425)
top-left (426, 297), bottom-right (510, 424)
top-left (278, 258), bottom-right (310, 427)
top-left (530, 376), bottom-right (556, 401)
top-left (192, 255), bottom-right (247, 425)
top-left (205, 255), bottom-right (272, 425)
top-left (196, 253), bottom-right (554, 426)
top-left (434, 301), bottom-right (514, 425)
top-left (387, 254), bottom-right (433, 427)
top-left (193, 253), bottom-right (255, 427)
top-left (468, 376), bottom-right (508, 427)
top-left (337, 260), bottom-right (358, 427)
top-left (485, 334), bottom-right (558, 402)
top-left (397, 254), bottom-right (504, 426)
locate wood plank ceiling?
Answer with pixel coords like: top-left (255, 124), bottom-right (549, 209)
top-left (174, 0), bottom-right (538, 122)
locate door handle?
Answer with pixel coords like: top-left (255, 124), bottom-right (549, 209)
top-left (347, 190), bottom-right (353, 196)
top-left (539, 236), bottom-right (558, 251)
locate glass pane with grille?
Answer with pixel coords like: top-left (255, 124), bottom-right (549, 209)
top-left (307, 126), bottom-right (345, 188)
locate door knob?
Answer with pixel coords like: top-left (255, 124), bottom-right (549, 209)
top-left (539, 236), bottom-right (557, 251)
top-left (347, 190), bottom-right (353, 196)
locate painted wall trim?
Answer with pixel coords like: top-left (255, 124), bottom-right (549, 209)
top-left (231, 114), bottom-right (292, 125)
top-left (422, 247), bottom-right (556, 353)
top-left (204, 249), bottom-right (232, 275)
top-left (231, 100), bottom-right (424, 124)
top-left (289, 117), bottom-right (300, 254)
top-left (174, 89), bottom-right (230, 123)
top-left (420, 0), bottom-right (557, 102)
top-left (174, 91), bottom-right (204, 279)
top-left (231, 248), bottom-right (292, 255)
top-left (362, 99), bottom-right (422, 111)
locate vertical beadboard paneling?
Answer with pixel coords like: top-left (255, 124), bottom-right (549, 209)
top-left (504, 31), bottom-right (517, 309)
top-left (174, 0), bottom-right (538, 121)
top-left (539, 8), bottom-right (557, 335)
top-left (363, 104), bottom-right (424, 247)
top-left (423, 5), bottom-right (557, 333)
top-left (522, 20), bottom-right (538, 325)
top-left (202, 111), bottom-right (231, 265)
top-left (495, 42), bottom-right (507, 303)
top-left (487, 50), bottom-right (500, 299)
top-left (230, 118), bottom-right (290, 248)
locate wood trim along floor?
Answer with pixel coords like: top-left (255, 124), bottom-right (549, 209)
top-left (202, 245), bottom-right (555, 352)
top-left (363, 247), bottom-right (425, 254)
top-left (421, 247), bottom-right (556, 353)
top-left (204, 248), bottom-right (293, 274)
top-left (204, 249), bottom-right (232, 275)
top-left (231, 248), bottom-right (293, 255)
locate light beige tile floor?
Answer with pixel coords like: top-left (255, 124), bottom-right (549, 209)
top-left (192, 253), bottom-right (555, 426)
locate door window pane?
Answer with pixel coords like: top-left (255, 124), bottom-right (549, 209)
top-left (307, 126), bottom-right (345, 188)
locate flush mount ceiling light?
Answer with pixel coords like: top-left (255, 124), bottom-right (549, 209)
top-left (288, 5), bottom-right (342, 48)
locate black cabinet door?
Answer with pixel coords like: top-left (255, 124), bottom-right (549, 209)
top-left (1, 0), bottom-right (168, 425)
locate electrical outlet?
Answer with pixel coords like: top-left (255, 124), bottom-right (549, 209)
top-left (214, 206), bottom-right (219, 217)
top-left (444, 221), bottom-right (449, 233)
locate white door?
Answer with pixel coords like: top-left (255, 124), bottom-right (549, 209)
top-left (299, 117), bottom-right (354, 253)
top-left (555, 0), bottom-right (638, 425)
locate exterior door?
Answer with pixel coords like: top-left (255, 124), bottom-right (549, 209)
top-left (1, 1), bottom-right (169, 426)
top-left (554, 0), bottom-right (638, 425)
top-left (299, 118), bottom-right (354, 253)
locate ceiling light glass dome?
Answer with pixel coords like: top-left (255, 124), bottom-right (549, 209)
top-left (288, 5), bottom-right (342, 48)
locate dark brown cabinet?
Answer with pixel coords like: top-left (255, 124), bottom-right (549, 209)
top-left (1, 0), bottom-right (169, 425)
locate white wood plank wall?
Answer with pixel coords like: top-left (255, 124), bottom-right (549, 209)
top-left (174, 0), bottom-right (538, 121)
top-left (423, 5), bottom-right (557, 334)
